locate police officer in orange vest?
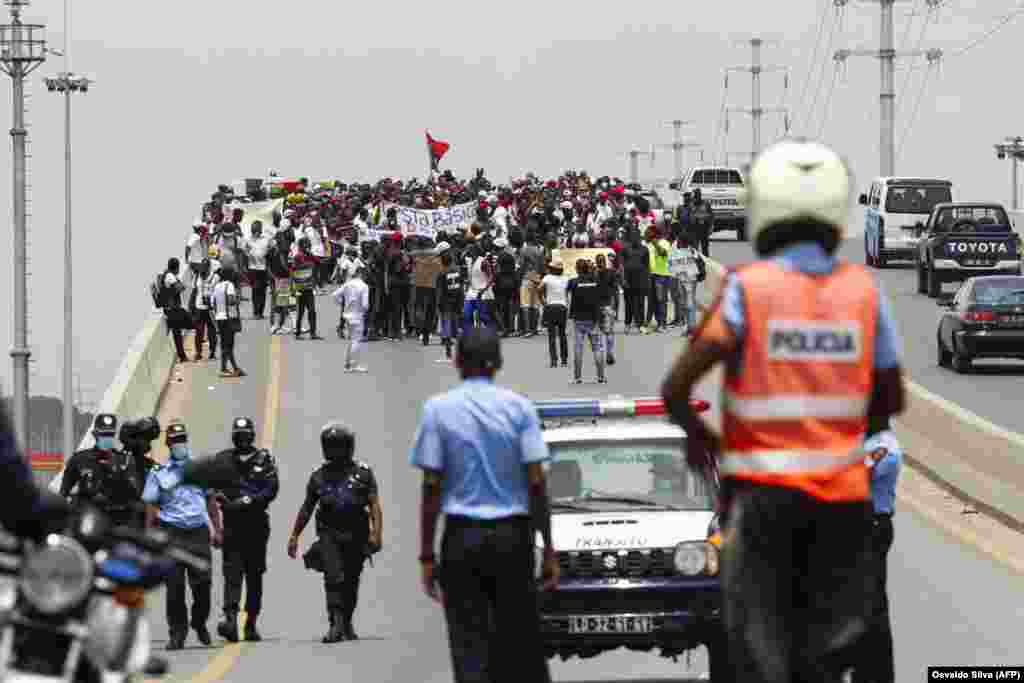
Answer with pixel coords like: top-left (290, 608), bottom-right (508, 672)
top-left (661, 139), bottom-right (906, 683)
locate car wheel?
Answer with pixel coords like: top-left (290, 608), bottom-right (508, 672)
top-left (736, 225), bottom-right (747, 242)
top-left (952, 346), bottom-right (973, 374)
top-left (937, 335), bottom-right (951, 367)
top-left (927, 266), bottom-right (942, 298)
top-left (916, 261), bottom-right (926, 294)
top-left (877, 254), bottom-right (887, 268)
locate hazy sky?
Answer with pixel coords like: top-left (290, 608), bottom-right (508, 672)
top-left (1, 0), bottom-right (1020, 403)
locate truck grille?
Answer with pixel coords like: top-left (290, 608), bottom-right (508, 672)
top-left (557, 549), bottom-right (676, 578)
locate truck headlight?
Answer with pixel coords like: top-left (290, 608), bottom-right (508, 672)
top-left (674, 541), bottom-right (719, 576)
top-left (20, 535), bottom-right (94, 615)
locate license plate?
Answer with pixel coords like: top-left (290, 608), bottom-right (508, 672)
top-left (962, 259), bottom-right (994, 267)
top-left (568, 615), bottom-right (654, 634)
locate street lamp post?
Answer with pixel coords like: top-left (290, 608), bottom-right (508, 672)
top-left (44, 71), bottom-right (91, 465)
top-left (0, 0), bottom-right (47, 451)
top-left (994, 137), bottom-right (1024, 212)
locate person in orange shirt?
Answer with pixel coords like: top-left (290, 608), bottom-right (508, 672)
top-left (661, 139), bottom-right (906, 683)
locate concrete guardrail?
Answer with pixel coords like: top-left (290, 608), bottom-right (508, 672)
top-left (40, 311), bottom-right (176, 489)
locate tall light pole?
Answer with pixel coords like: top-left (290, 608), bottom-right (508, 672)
top-left (0, 0), bottom-right (46, 451)
top-left (727, 37), bottom-right (790, 165)
top-left (44, 70), bottom-right (90, 466)
top-left (994, 137), bottom-right (1024, 211)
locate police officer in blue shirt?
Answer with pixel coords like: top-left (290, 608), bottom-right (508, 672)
top-left (142, 421), bottom-right (223, 651)
top-left (852, 415), bottom-right (901, 683)
top-left (410, 327), bottom-right (559, 683)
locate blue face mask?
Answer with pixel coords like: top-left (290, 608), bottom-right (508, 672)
top-left (96, 436), bottom-right (116, 451)
top-left (169, 444), bottom-right (190, 462)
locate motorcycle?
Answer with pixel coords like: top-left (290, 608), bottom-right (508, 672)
top-left (0, 506), bottom-right (209, 682)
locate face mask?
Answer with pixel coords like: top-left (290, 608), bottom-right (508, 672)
top-left (237, 451), bottom-right (255, 462)
top-left (96, 436), bottom-right (116, 451)
top-left (169, 444), bottom-right (190, 462)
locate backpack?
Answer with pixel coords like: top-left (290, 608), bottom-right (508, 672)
top-left (150, 272), bottom-right (169, 308)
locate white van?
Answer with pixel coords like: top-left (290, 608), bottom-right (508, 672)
top-left (859, 177), bottom-right (953, 267)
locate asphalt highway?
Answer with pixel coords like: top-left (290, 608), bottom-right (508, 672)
top-left (144, 304), bottom-right (1024, 683)
top-left (708, 229), bottom-right (1024, 436)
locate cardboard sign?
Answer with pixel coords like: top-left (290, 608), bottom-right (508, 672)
top-left (550, 248), bottom-right (615, 277)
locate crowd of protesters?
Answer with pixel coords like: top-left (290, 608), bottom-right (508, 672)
top-left (160, 170), bottom-right (710, 381)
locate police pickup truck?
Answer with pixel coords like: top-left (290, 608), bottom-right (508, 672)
top-left (534, 397), bottom-right (725, 681)
top-left (915, 202), bottom-right (1022, 298)
top-left (673, 166), bottom-right (747, 241)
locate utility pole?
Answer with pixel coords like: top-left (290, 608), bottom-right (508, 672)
top-left (0, 0), bottom-right (47, 452)
top-left (621, 146), bottom-right (656, 185)
top-left (834, 0), bottom-right (943, 177)
top-left (994, 137), bottom-right (1024, 211)
top-left (657, 120), bottom-right (702, 181)
top-left (45, 0), bottom-right (91, 468)
top-left (727, 38), bottom-right (790, 165)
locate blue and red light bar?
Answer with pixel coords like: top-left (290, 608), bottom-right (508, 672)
top-left (534, 397), bottom-right (709, 419)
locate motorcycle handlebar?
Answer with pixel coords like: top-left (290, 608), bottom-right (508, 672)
top-left (109, 525), bottom-right (210, 574)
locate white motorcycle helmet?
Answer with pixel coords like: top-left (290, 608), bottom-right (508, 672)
top-left (744, 138), bottom-right (853, 256)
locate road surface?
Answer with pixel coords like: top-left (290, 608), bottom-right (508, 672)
top-left (145, 306), bottom-right (1024, 682)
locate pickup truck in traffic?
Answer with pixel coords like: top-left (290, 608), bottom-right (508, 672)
top-left (915, 202), bottom-right (1022, 298)
top-left (672, 166), bottom-right (747, 241)
top-left (860, 177), bottom-right (952, 267)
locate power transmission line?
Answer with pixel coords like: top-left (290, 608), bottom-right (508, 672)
top-left (904, 1), bottom-right (1022, 71)
top-left (791, 0), bottom-right (831, 135)
top-left (896, 61), bottom-right (938, 161)
top-left (815, 63), bottom-right (841, 139)
top-left (802, 3), bottom-right (845, 136)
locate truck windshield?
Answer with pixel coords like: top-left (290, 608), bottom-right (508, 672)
top-left (545, 441), bottom-right (715, 510)
top-left (885, 185), bottom-right (951, 214)
top-left (933, 207), bottom-right (1011, 233)
top-left (691, 169), bottom-right (743, 185)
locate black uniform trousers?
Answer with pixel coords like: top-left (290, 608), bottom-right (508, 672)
top-left (249, 270), bottom-right (269, 318)
top-left (440, 515), bottom-right (550, 683)
top-left (318, 528), bottom-right (366, 623)
top-left (721, 483), bottom-right (875, 683)
top-left (296, 288), bottom-right (317, 335)
top-left (389, 284), bottom-right (411, 337)
top-left (222, 516), bottom-right (271, 618)
top-left (851, 514), bottom-right (895, 683)
top-left (160, 523), bottom-right (212, 637)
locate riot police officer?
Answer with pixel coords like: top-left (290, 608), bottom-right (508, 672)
top-left (212, 417), bottom-right (279, 643)
top-left (59, 414), bottom-right (144, 527)
top-left (119, 417), bottom-right (163, 490)
top-left (287, 424), bottom-right (383, 643)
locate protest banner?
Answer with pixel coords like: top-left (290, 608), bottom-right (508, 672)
top-left (389, 201), bottom-right (477, 239)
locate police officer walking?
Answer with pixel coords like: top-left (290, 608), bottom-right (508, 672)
top-left (142, 422), bottom-right (223, 651)
top-left (287, 424), bottom-right (383, 643)
top-left (212, 417), bottom-right (280, 643)
top-left (60, 414), bottom-right (144, 527)
top-left (689, 189), bottom-right (714, 257)
top-left (410, 327), bottom-right (559, 683)
top-left (661, 139), bottom-right (906, 682)
top-left (852, 415), bottom-right (902, 683)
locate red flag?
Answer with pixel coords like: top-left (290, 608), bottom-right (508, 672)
top-left (426, 131), bottom-right (450, 168)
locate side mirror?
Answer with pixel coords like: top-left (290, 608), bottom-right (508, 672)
top-left (858, 194), bottom-right (868, 206)
top-left (937, 299), bottom-right (953, 307)
top-left (668, 182), bottom-right (680, 191)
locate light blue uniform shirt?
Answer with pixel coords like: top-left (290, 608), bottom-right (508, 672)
top-left (864, 430), bottom-right (902, 515)
top-left (717, 242), bottom-right (903, 369)
top-left (142, 449), bottom-right (210, 529)
top-left (409, 377), bottom-right (551, 520)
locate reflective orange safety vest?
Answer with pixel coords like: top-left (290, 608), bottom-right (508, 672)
top-left (712, 260), bottom-right (876, 502)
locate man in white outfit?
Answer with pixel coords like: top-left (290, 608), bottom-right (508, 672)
top-left (333, 268), bottom-right (371, 373)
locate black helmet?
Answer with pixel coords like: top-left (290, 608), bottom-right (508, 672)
top-left (320, 423), bottom-right (355, 463)
top-left (118, 419), bottom-right (139, 444)
top-left (231, 417), bottom-right (256, 449)
top-left (166, 421), bottom-right (188, 444)
top-left (136, 416), bottom-right (161, 442)
top-left (92, 413), bottom-right (118, 437)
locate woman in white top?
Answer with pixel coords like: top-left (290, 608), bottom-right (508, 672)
top-left (540, 259), bottom-right (570, 368)
top-left (212, 268), bottom-right (246, 378)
